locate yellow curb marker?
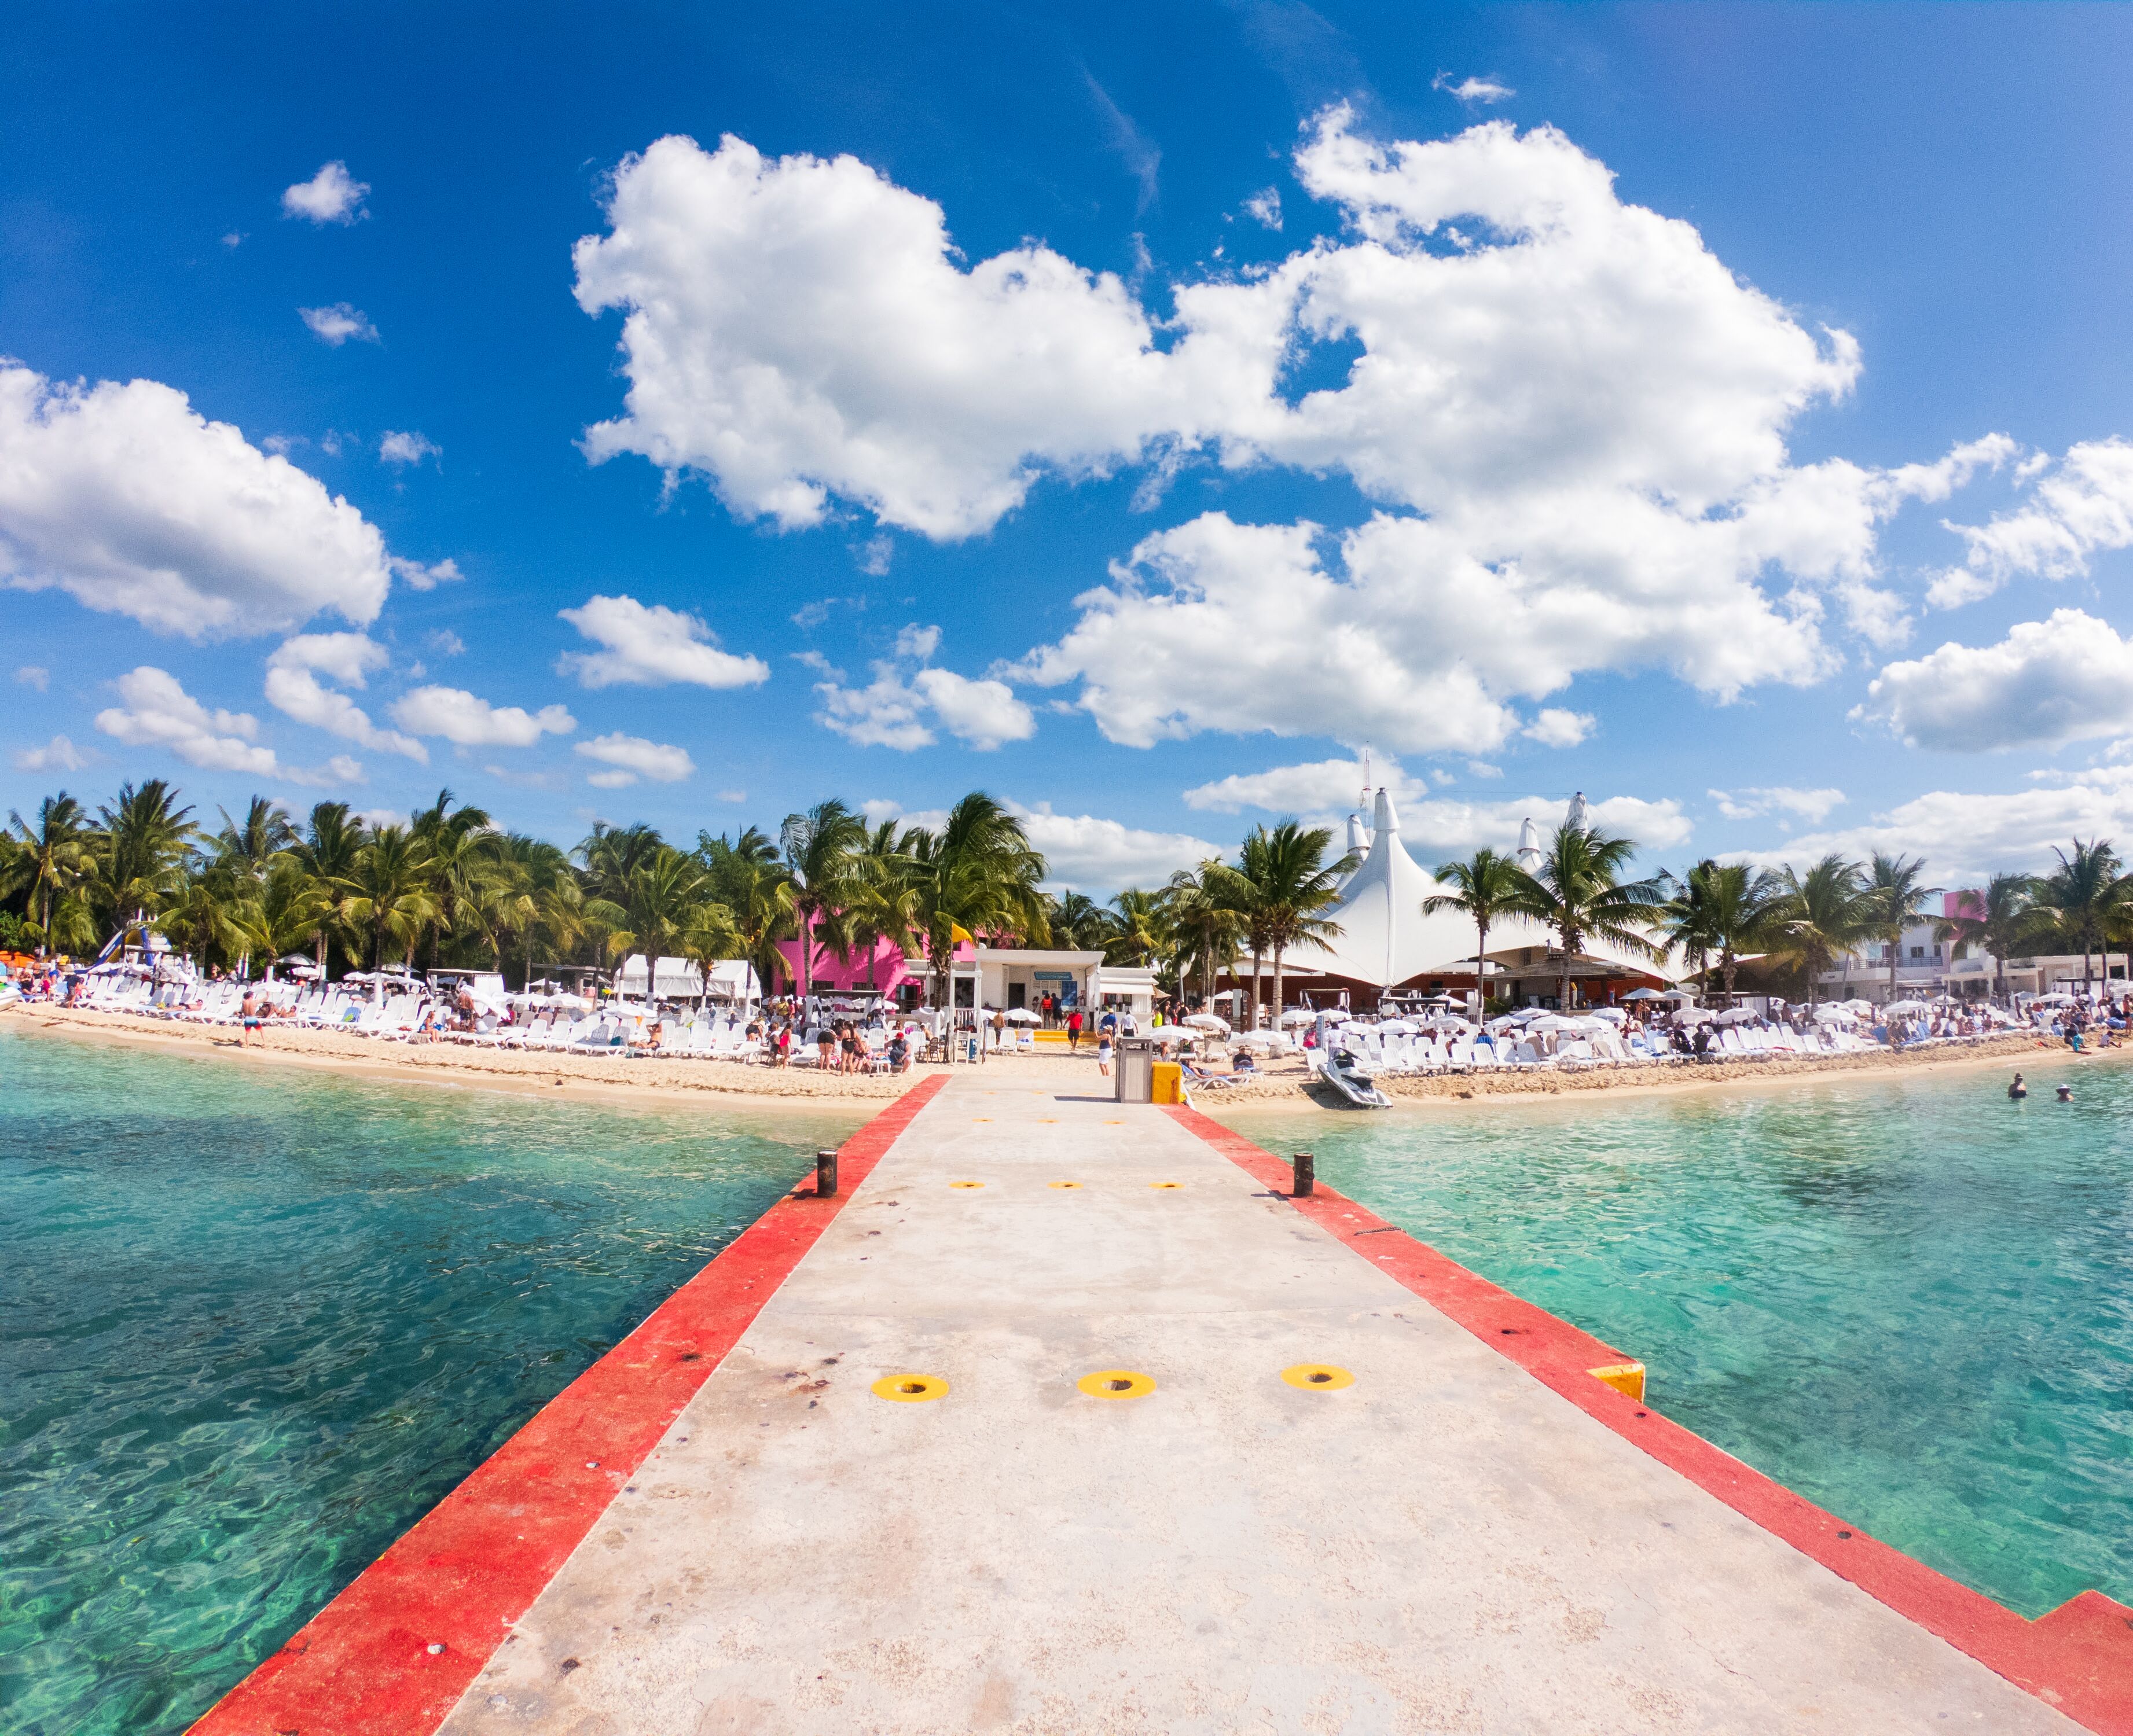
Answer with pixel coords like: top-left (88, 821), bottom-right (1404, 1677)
top-left (949, 1180), bottom-right (986, 1190)
top-left (1282, 1363), bottom-right (1355, 1391)
top-left (1149, 1182), bottom-right (1181, 1190)
top-left (1077, 1369), bottom-right (1157, 1400)
top-left (871, 1374), bottom-right (949, 1403)
top-left (1049, 1181), bottom-right (1082, 1189)
top-left (1588, 1361), bottom-right (1647, 1402)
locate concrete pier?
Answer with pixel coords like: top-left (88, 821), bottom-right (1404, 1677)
top-left (399, 1077), bottom-right (2102, 1734)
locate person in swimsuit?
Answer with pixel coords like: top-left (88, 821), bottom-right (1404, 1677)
top-left (2009, 1072), bottom-right (2028, 1100)
top-left (240, 987), bottom-right (260, 1046)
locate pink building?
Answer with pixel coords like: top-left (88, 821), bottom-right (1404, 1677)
top-left (772, 921), bottom-right (974, 1001)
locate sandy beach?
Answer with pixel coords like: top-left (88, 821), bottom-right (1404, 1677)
top-left (4, 1000), bottom-right (2107, 1113)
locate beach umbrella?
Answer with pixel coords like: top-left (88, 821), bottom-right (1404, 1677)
top-left (1813, 1005), bottom-right (1854, 1023)
top-left (1588, 1007), bottom-right (1627, 1025)
top-left (1277, 1009), bottom-right (1317, 1027)
top-left (1375, 1018), bottom-right (1419, 1034)
top-left (1183, 1012), bottom-right (1231, 1032)
top-left (1004, 1007), bottom-right (1039, 1023)
top-left (1713, 1007), bottom-right (1757, 1025)
top-left (1674, 1007), bottom-right (1715, 1024)
top-left (1619, 987), bottom-right (1666, 1002)
top-left (1882, 999), bottom-right (1929, 1016)
top-left (1525, 1014), bottom-right (1569, 1033)
top-left (1232, 1031), bottom-right (1276, 1049)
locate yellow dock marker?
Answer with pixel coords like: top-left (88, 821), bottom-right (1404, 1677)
top-left (1588, 1361), bottom-right (1647, 1402)
top-left (1077, 1369), bottom-right (1156, 1399)
top-left (1049, 1181), bottom-right (1082, 1189)
top-left (949, 1180), bottom-right (986, 1190)
top-left (871, 1374), bottom-right (949, 1402)
top-left (1149, 1181), bottom-right (1181, 1190)
top-left (1282, 1363), bottom-right (1354, 1391)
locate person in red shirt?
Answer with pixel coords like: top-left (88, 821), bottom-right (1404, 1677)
top-left (1066, 1006), bottom-right (1084, 1051)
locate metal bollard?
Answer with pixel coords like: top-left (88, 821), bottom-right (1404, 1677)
top-left (816, 1147), bottom-right (839, 1199)
top-left (1293, 1151), bottom-right (1315, 1197)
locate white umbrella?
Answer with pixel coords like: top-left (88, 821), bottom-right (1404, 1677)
top-left (1003, 1007), bottom-right (1040, 1023)
top-left (1814, 1005), bottom-right (1855, 1023)
top-left (1620, 987), bottom-right (1668, 1002)
top-left (1375, 1018), bottom-right (1419, 1034)
top-left (1674, 1007), bottom-right (1715, 1024)
top-left (1882, 999), bottom-right (1929, 1016)
top-left (1232, 1031), bottom-right (1276, 1049)
top-left (1525, 1014), bottom-right (1570, 1033)
top-left (1588, 1007), bottom-right (1627, 1025)
top-left (1183, 1012), bottom-right (1230, 1032)
top-left (1713, 1007), bottom-right (1757, 1025)
top-left (1278, 1009), bottom-right (1317, 1027)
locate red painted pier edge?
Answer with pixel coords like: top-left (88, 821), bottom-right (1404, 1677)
top-left (189, 1072), bottom-right (950, 1736)
top-left (1166, 1104), bottom-right (2133, 1736)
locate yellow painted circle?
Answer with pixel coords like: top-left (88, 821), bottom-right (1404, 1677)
top-left (871, 1373), bottom-right (949, 1403)
top-left (949, 1180), bottom-right (985, 1189)
top-left (971, 1117), bottom-right (992, 1123)
top-left (1049, 1180), bottom-right (1082, 1189)
top-left (1077, 1369), bottom-right (1157, 1400)
top-left (1148, 1181), bottom-right (1181, 1190)
top-left (1282, 1363), bottom-right (1355, 1391)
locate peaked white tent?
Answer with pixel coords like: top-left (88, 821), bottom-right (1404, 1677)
top-left (1273, 788), bottom-right (1683, 1002)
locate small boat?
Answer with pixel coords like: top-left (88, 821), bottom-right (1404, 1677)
top-left (1315, 1042), bottom-right (1391, 1109)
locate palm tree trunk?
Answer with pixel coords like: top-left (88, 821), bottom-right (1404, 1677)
top-left (1271, 944), bottom-right (1284, 1029)
top-left (1250, 946), bottom-right (1263, 1028)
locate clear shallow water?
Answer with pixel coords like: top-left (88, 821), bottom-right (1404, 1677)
top-left (1225, 1065), bottom-right (2133, 1620)
top-left (0, 1028), bottom-right (861, 1736)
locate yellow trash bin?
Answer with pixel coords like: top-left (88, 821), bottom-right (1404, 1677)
top-left (1151, 1061), bottom-right (1184, 1105)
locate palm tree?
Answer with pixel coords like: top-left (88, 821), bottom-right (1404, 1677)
top-left (1504, 823), bottom-right (1666, 1009)
top-left (339, 825), bottom-right (440, 969)
top-left (1424, 847), bottom-right (1526, 1010)
top-left (292, 802), bottom-right (365, 974)
top-left (1105, 887), bottom-right (1166, 969)
top-left (901, 794), bottom-right (1049, 1009)
top-left (1048, 889), bottom-right (1112, 952)
top-left (1865, 851), bottom-right (1941, 1001)
top-left (1160, 859), bottom-right (1247, 1009)
top-left (485, 833), bottom-right (584, 988)
top-left (5, 793), bottom-right (90, 951)
top-left (1937, 871), bottom-right (2041, 1000)
top-left (2031, 838), bottom-right (2127, 991)
top-left (847, 819), bottom-right (920, 990)
top-left (1660, 859), bottom-right (1783, 1002)
top-left (90, 780), bottom-right (199, 944)
top-left (1765, 854), bottom-right (1876, 1009)
top-left (780, 799), bottom-right (868, 1003)
top-left (215, 797), bottom-right (296, 881)
top-left (1239, 821), bottom-right (1350, 1027)
top-left (412, 789), bottom-right (498, 968)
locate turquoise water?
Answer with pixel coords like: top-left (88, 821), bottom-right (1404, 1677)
top-left (1225, 1064), bottom-right (2133, 1619)
top-left (0, 1028), bottom-right (862, 1736)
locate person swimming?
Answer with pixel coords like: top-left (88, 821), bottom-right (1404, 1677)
top-left (2009, 1072), bottom-right (2028, 1100)
top-left (2056, 1083), bottom-right (2073, 1102)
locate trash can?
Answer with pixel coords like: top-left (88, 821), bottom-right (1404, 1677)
top-left (1114, 1036), bottom-right (1157, 1103)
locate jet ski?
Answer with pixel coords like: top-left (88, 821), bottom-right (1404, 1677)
top-left (1310, 1014), bottom-right (1390, 1108)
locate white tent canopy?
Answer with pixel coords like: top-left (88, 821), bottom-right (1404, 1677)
top-left (1279, 788), bottom-right (1682, 996)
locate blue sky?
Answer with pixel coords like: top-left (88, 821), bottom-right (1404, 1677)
top-left (6, 3), bottom-right (2133, 892)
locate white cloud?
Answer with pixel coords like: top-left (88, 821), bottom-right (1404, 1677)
top-left (15, 665), bottom-right (49, 691)
top-left (814, 624), bottom-right (1035, 751)
top-left (1184, 756), bottom-right (1430, 815)
top-left (94, 665), bottom-right (278, 774)
top-left (12, 734), bottom-right (91, 773)
top-left (575, 731), bottom-right (695, 787)
top-left (221, 231), bottom-right (244, 249)
top-left (1244, 187), bottom-right (1283, 230)
top-left (1709, 786), bottom-right (1846, 823)
top-left (299, 303), bottom-right (379, 346)
top-left (717, 788), bottom-right (745, 803)
top-left (281, 161), bottom-right (369, 225)
top-left (572, 131), bottom-right (1211, 538)
top-left (1854, 608), bottom-right (2133, 753)
top-left (1181, 756), bottom-right (1687, 858)
top-left (389, 686), bottom-right (576, 747)
top-left (378, 430), bottom-right (439, 467)
top-left (0, 363), bottom-right (392, 637)
top-left (1764, 765), bottom-right (2133, 887)
top-left (1525, 708), bottom-right (1594, 748)
top-left (556, 594), bottom-right (769, 690)
top-left (865, 797), bottom-right (1225, 892)
top-left (1433, 72), bottom-right (1515, 103)
top-left (426, 628), bottom-right (465, 657)
top-left (1929, 439), bottom-right (2133, 606)
top-left (264, 634), bottom-right (428, 762)
top-left (386, 555), bottom-right (462, 590)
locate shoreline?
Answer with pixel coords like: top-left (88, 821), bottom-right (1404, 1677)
top-left (3, 1002), bottom-right (2107, 1116)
